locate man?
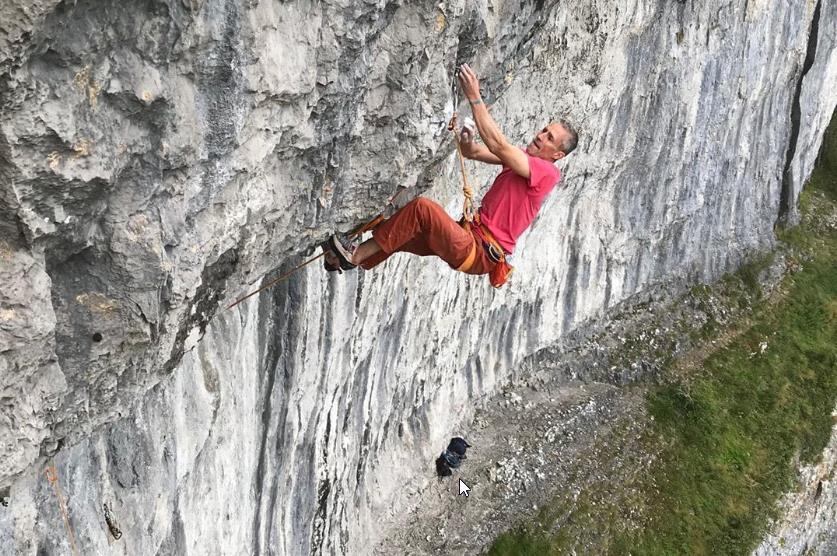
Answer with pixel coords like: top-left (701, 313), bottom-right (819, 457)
top-left (323, 63), bottom-right (578, 285)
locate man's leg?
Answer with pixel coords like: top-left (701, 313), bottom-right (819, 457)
top-left (323, 234), bottom-right (386, 270)
top-left (323, 232), bottom-right (384, 271)
top-left (353, 237), bottom-right (383, 266)
top-left (362, 197), bottom-right (474, 269)
top-left (326, 197), bottom-right (475, 271)
top-left (356, 235), bottom-right (437, 270)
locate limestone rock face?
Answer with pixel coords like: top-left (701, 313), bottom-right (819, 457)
top-left (0, 0), bottom-right (835, 554)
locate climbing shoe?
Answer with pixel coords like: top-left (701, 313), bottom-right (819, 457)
top-left (322, 247), bottom-right (342, 273)
top-left (321, 235), bottom-right (357, 271)
top-left (323, 253), bottom-right (341, 273)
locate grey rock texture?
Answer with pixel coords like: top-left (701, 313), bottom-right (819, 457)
top-left (781, 0), bottom-right (837, 225)
top-left (1, 0), bottom-right (836, 554)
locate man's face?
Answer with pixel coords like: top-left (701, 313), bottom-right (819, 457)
top-left (525, 122), bottom-right (568, 161)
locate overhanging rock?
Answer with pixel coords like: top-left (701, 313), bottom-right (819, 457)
top-left (1, 0), bottom-right (836, 553)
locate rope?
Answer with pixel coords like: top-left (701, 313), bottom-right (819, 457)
top-left (44, 462), bottom-right (80, 556)
top-left (226, 188), bottom-right (407, 310)
top-left (226, 252), bottom-right (327, 310)
top-left (448, 113), bottom-right (475, 223)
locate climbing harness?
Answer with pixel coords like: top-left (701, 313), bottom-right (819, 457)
top-left (226, 188), bottom-right (407, 310)
top-left (44, 462), bottom-right (80, 556)
top-left (477, 215), bottom-right (515, 288)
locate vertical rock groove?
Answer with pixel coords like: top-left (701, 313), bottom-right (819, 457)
top-left (252, 272), bottom-right (301, 555)
top-left (778, 0), bottom-right (822, 226)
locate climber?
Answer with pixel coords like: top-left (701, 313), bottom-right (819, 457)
top-left (322, 63), bottom-right (579, 286)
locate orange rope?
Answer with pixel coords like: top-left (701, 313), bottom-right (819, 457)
top-left (225, 252), bottom-right (326, 310)
top-left (448, 113), bottom-right (475, 222)
top-left (44, 462), bottom-right (80, 556)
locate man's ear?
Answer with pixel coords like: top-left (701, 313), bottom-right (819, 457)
top-left (553, 151), bottom-right (566, 161)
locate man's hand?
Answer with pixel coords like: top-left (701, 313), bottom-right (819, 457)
top-left (454, 115), bottom-right (502, 165)
top-left (457, 116), bottom-right (475, 144)
top-left (457, 64), bottom-right (481, 103)
top-left (456, 63), bottom-right (529, 177)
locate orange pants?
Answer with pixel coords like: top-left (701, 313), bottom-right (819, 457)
top-left (360, 197), bottom-right (495, 275)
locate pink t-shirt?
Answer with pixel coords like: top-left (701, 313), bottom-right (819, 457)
top-left (478, 152), bottom-right (561, 254)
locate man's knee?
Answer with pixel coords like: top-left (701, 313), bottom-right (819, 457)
top-left (413, 197), bottom-right (434, 206)
top-left (411, 197), bottom-right (439, 222)
top-left (409, 197), bottom-right (435, 211)
top-left (399, 196), bottom-right (448, 233)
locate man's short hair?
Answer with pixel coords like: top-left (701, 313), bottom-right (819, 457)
top-left (558, 119), bottom-right (579, 155)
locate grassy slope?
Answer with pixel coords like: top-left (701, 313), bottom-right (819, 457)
top-left (489, 116), bottom-right (837, 555)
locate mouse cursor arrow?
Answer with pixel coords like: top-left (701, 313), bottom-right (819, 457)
top-left (458, 479), bottom-right (471, 497)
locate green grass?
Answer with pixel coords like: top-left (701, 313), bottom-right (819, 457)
top-left (634, 246), bottom-right (837, 554)
top-left (809, 115), bottom-right (837, 201)
top-left (490, 531), bottom-right (554, 556)
top-left (734, 252), bottom-right (774, 301)
top-left (489, 115), bottom-right (837, 555)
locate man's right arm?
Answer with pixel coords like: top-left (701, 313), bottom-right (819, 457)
top-left (457, 63), bottom-right (528, 176)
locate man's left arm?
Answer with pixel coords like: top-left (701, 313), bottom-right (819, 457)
top-left (458, 64), bottom-right (530, 179)
top-left (457, 122), bottom-right (503, 165)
